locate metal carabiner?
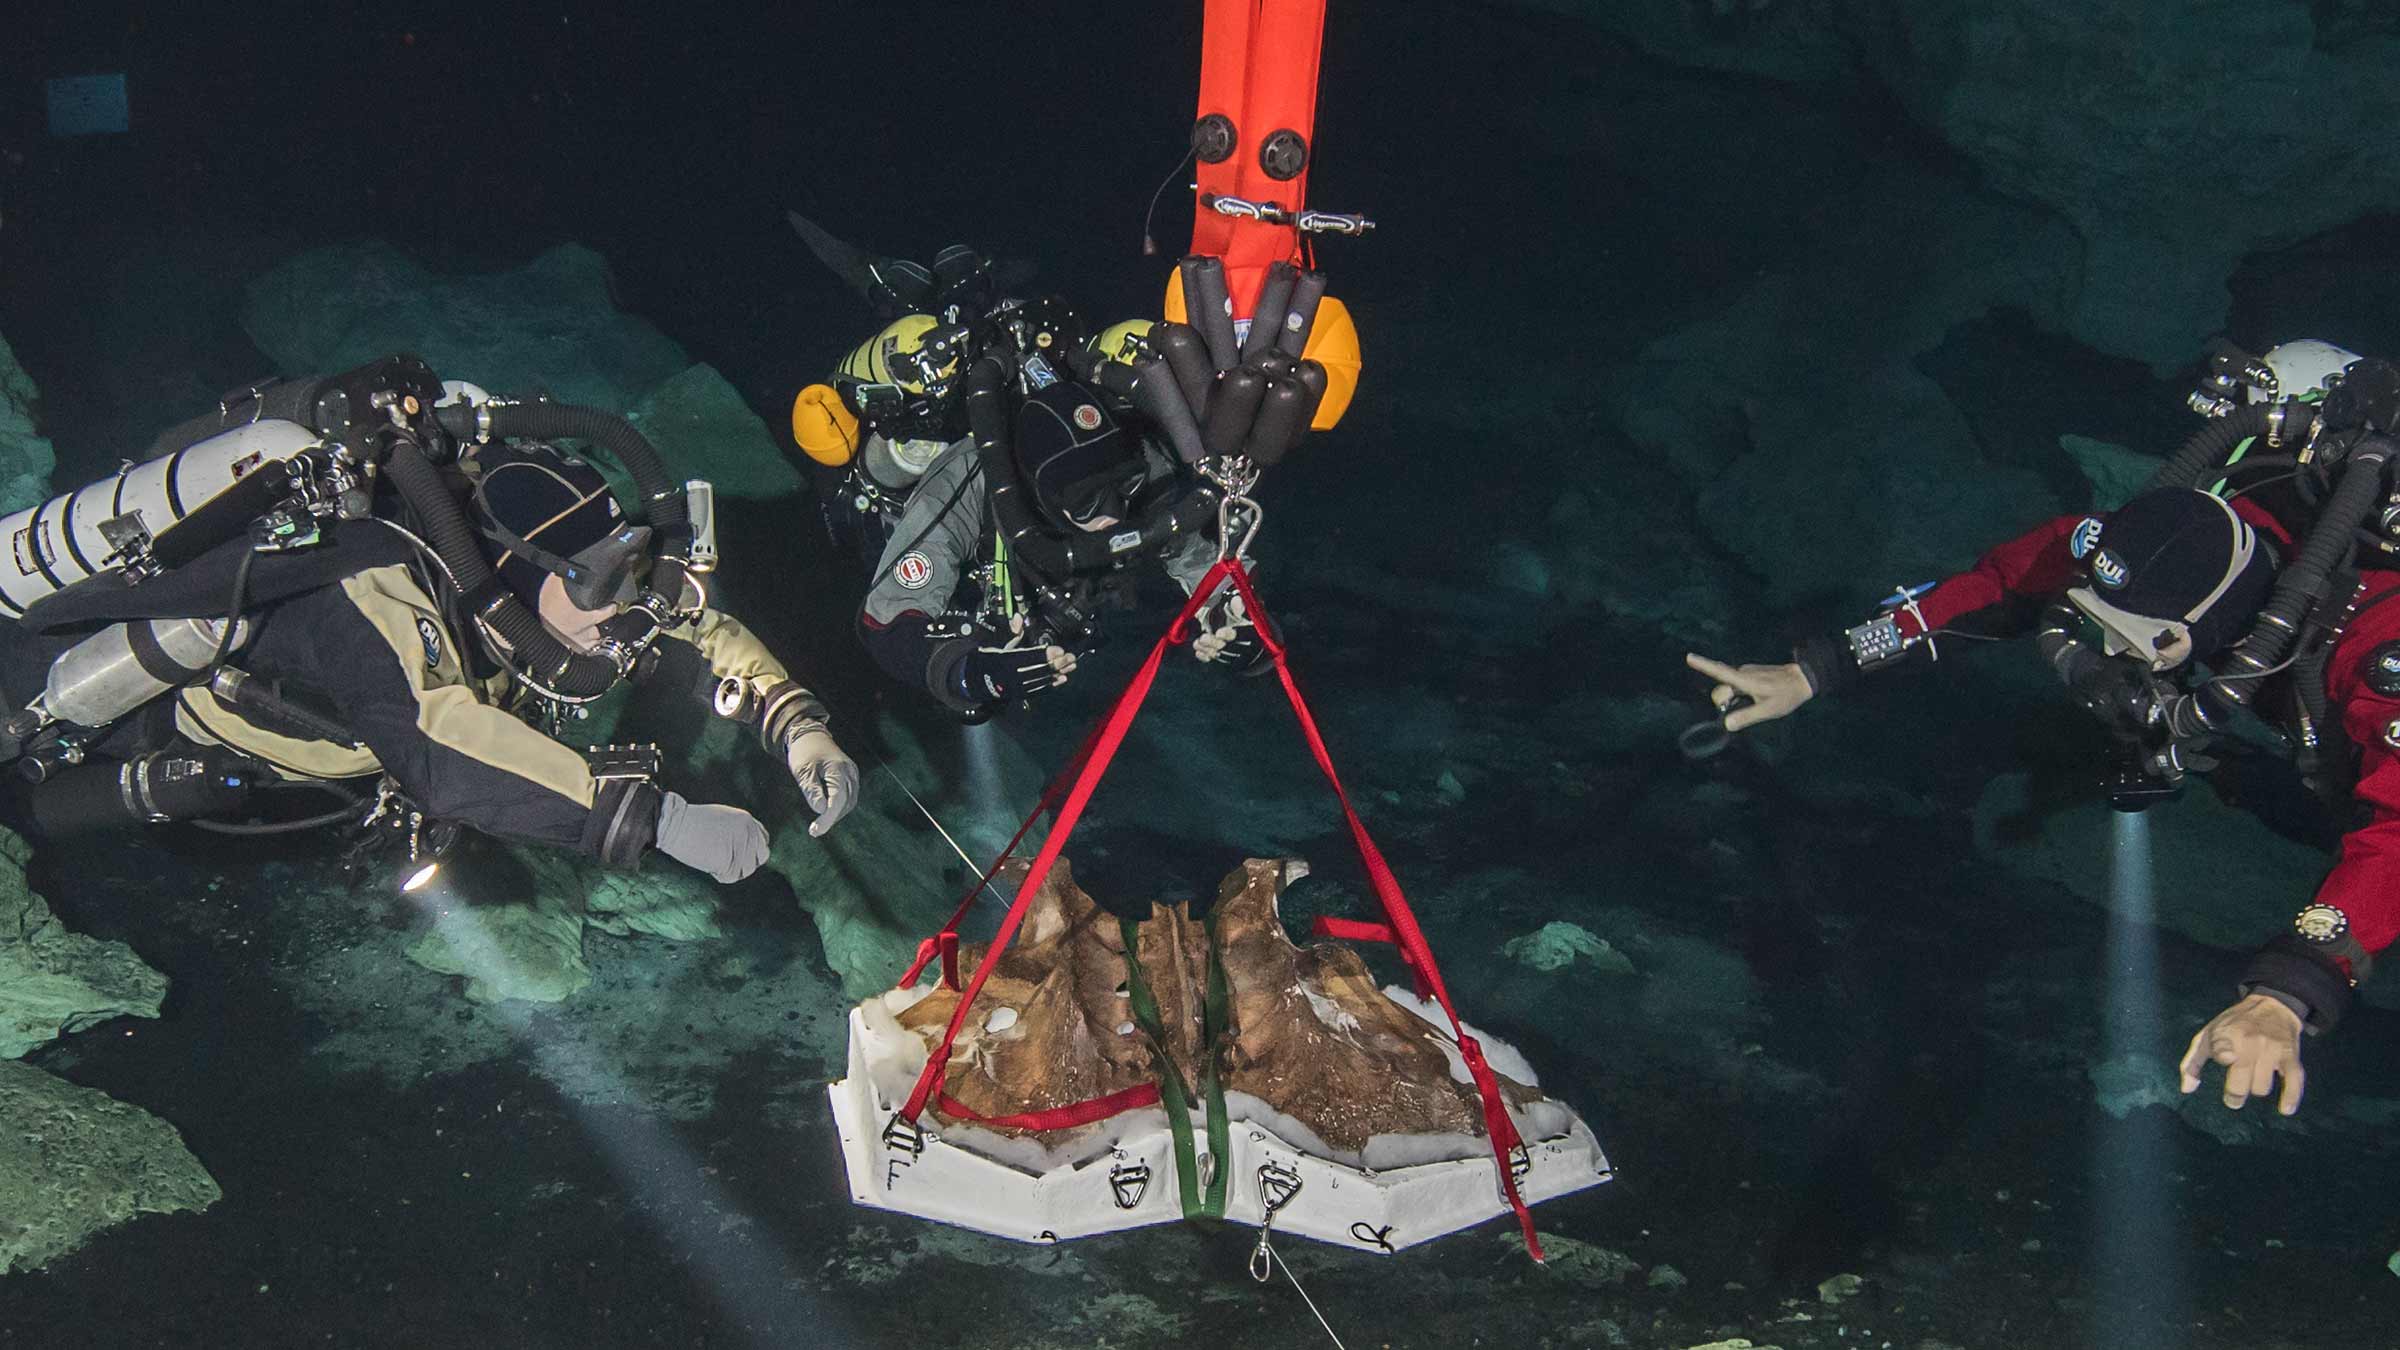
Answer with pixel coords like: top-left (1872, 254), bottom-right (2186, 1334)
top-left (1217, 494), bottom-right (1263, 564)
top-left (1250, 1160), bottom-right (1303, 1281)
top-left (1203, 455), bottom-right (1265, 564)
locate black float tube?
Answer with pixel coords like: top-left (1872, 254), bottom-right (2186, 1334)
top-left (1244, 375), bottom-right (1313, 467)
top-left (1240, 262), bottom-right (1299, 365)
top-left (1202, 367), bottom-right (1268, 458)
top-left (1074, 352), bottom-right (1209, 466)
top-left (1179, 256), bottom-right (1241, 372)
top-left (1156, 322), bottom-right (1216, 414)
top-left (1275, 269), bottom-right (1329, 360)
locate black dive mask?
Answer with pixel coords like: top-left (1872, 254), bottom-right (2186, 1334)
top-left (554, 524), bottom-right (654, 610)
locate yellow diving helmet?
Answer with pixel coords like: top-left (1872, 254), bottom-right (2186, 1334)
top-left (839, 313), bottom-right (969, 396)
top-left (1088, 318), bottom-right (1158, 367)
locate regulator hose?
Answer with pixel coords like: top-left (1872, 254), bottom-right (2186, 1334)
top-left (965, 355), bottom-right (1224, 590)
top-left (2199, 435), bottom-right (2393, 718)
top-left (381, 434), bottom-right (624, 698)
top-left (473, 402), bottom-right (691, 547)
top-left (2147, 402), bottom-right (2315, 492)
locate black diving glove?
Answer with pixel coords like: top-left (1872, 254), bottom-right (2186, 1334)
top-left (957, 626), bottom-right (1074, 705)
top-left (1192, 592), bottom-right (1270, 675)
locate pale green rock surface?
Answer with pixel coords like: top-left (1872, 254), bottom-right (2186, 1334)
top-left (524, 849), bottom-right (725, 945)
top-left (404, 892), bottom-right (591, 1005)
top-left (1517, 1230), bottom-right (1644, 1287)
top-left (770, 712), bottom-right (1048, 1001)
top-left (241, 242), bottom-right (687, 412)
top-left (1502, 921), bottom-right (1637, 976)
top-left (0, 331), bottom-right (56, 517)
top-left (0, 831), bottom-right (168, 1060)
top-left (240, 242), bottom-right (798, 500)
top-left (1536, 0), bottom-right (2400, 368)
top-left (625, 363), bottom-right (802, 501)
top-left (0, 1058), bottom-right (221, 1274)
top-left (1613, 183), bottom-right (2075, 608)
top-left (2061, 434), bottom-right (2154, 513)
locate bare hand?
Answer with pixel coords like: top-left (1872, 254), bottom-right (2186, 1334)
top-left (1683, 653), bottom-right (1815, 733)
top-left (2178, 993), bottom-right (2306, 1115)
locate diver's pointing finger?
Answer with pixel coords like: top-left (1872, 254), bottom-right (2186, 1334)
top-left (2177, 1028), bottom-right (2211, 1094)
top-left (1684, 653), bottom-right (1742, 684)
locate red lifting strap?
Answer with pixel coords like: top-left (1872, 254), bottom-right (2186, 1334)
top-left (895, 559), bottom-right (1545, 1261)
top-left (1308, 916), bottom-right (1430, 998)
top-left (937, 1083), bottom-right (1162, 1133)
top-left (896, 719), bottom-right (1107, 991)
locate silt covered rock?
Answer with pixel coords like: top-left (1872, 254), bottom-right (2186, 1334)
top-left (0, 828), bottom-right (168, 1060)
top-left (0, 1058), bottom-right (221, 1274)
top-left (0, 330), bottom-right (56, 518)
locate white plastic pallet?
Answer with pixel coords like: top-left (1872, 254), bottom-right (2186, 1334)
top-left (828, 1004), bottom-right (1612, 1254)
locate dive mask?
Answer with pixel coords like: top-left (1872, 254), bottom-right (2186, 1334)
top-left (554, 524), bottom-right (655, 611)
top-left (2065, 586), bottom-right (2193, 671)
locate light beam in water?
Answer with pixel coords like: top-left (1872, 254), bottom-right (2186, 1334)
top-left (2091, 808), bottom-right (2185, 1350)
top-left (405, 879), bottom-right (843, 1347)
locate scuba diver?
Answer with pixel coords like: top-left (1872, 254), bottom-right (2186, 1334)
top-left (789, 249), bottom-right (1287, 718)
top-left (846, 313), bottom-right (1265, 717)
top-left (0, 354), bottom-right (856, 884)
top-left (1682, 340), bottom-right (2400, 1119)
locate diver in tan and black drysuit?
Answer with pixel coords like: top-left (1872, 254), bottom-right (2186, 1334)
top-left (0, 355), bottom-right (855, 883)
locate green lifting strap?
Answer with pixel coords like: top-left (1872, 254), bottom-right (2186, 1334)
top-left (1119, 913), bottom-right (1231, 1220)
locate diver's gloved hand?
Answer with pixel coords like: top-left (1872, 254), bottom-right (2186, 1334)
top-left (1683, 653), bottom-right (1815, 733)
top-left (654, 791), bottom-right (770, 884)
top-left (785, 724), bottom-right (859, 838)
top-left (1193, 592), bottom-right (1269, 673)
top-left (958, 619), bottom-right (1075, 705)
top-left (2178, 993), bottom-right (2306, 1115)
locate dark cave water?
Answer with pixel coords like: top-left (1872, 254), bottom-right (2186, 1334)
top-left (8, 4), bottom-right (2400, 1349)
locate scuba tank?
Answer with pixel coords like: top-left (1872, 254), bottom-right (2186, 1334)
top-left (0, 418), bottom-right (320, 617)
top-left (14, 614), bottom-right (249, 734)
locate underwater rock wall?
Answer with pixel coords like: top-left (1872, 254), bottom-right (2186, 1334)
top-left (1607, 141), bottom-right (2083, 608)
top-left (1539, 0), bottom-right (2400, 369)
top-left (0, 330), bottom-right (57, 517)
top-left (0, 1059), bottom-right (222, 1275)
top-left (240, 241), bottom-right (801, 500)
top-left (0, 810), bottom-right (163, 1062)
top-left (0, 821), bottom-right (218, 1274)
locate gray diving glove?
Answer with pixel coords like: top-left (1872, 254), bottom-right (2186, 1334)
top-left (654, 790), bottom-right (769, 883)
top-left (784, 724), bottom-right (860, 838)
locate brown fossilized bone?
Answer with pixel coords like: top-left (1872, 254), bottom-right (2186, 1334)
top-left (898, 857), bottom-right (1543, 1152)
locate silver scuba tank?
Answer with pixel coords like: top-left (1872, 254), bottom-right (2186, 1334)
top-left (0, 419), bottom-right (319, 618)
top-left (32, 615), bottom-right (251, 729)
